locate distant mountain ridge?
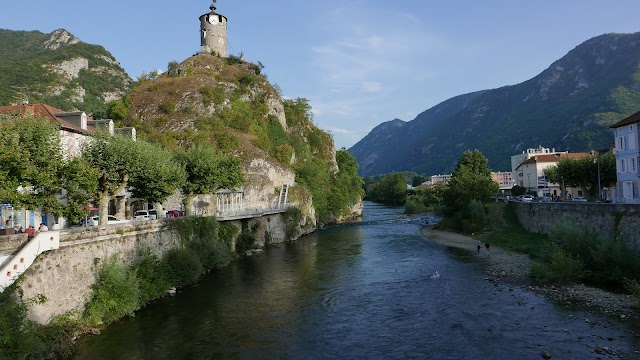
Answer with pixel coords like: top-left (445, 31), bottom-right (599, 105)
top-left (349, 32), bottom-right (640, 177)
top-left (0, 28), bottom-right (131, 114)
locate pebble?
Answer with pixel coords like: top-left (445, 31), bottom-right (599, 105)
top-left (541, 350), bottom-right (551, 359)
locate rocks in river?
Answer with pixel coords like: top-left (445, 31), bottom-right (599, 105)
top-left (90, 328), bottom-right (101, 335)
top-left (541, 350), bottom-right (551, 359)
top-left (594, 346), bottom-right (616, 356)
top-left (167, 287), bottom-right (177, 296)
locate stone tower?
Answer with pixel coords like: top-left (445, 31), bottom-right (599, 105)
top-left (199, 1), bottom-right (228, 57)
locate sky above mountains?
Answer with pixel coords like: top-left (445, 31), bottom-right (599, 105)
top-left (3, 1), bottom-right (640, 149)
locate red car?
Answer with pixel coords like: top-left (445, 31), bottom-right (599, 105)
top-left (166, 210), bottom-right (185, 218)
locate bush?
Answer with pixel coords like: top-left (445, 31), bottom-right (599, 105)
top-left (531, 244), bottom-right (586, 283)
top-left (549, 224), bottom-right (640, 288)
top-left (404, 194), bottom-right (428, 214)
top-left (132, 249), bottom-right (170, 305)
top-left (161, 249), bottom-right (203, 286)
top-left (625, 278), bottom-right (640, 307)
top-left (85, 256), bottom-right (140, 325)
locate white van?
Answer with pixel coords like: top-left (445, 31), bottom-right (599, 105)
top-left (134, 210), bottom-right (150, 220)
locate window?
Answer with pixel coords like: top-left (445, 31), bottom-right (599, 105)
top-left (630, 134), bottom-right (637, 150)
top-left (623, 181), bottom-right (634, 199)
top-left (618, 136), bottom-right (626, 150)
top-left (633, 158), bottom-right (637, 173)
top-left (620, 159), bottom-right (626, 173)
top-left (631, 125), bottom-right (634, 131)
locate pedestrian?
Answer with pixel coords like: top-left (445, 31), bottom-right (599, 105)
top-left (477, 240), bottom-right (481, 253)
top-left (485, 243), bottom-right (490, 252)
top-left (25, 225), bottom-right (36, 239)
top-left (38, 223), bottom-right (48, 232)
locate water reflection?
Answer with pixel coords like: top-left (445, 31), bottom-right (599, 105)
top-left (73, 203), bottom-right (639, 359)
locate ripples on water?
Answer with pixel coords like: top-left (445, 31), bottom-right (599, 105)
top-left (73, 202), bottom-right (639, 359)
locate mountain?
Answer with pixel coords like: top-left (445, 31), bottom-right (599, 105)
top-left (0, 28), bottom-right (132, 114)
top-left (349, 32), bottom-right (640, 177)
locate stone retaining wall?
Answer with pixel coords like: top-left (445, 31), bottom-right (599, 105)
top-left (511, 202), bottom-right (640, 251)
top-left (19, 213), bottom-right (312, 324)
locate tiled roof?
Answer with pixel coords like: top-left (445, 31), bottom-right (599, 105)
top-left (516, 152), bottom-right (592, 169)
top-left (610, 110), bottom-right (640, 129)
top-left (0, 104), bottom-right (91, 134)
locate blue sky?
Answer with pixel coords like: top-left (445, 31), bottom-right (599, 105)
top-left (3, 1), bottom-right (640, 149)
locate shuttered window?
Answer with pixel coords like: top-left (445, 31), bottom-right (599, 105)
top-left (623, 181), bottom-right (634, 199)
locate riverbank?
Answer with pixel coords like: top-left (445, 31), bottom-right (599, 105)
top-left (421, 228), bottom-right (639, 322)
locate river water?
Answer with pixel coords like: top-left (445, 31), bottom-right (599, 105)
top-left (73, 202), bottom-right (639, 359)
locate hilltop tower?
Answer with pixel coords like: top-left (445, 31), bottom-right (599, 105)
top-left (199, 1), bottom-right (228, 57)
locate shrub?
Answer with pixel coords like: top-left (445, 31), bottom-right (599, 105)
top-left (159, 100), bottom-right (176, 114)
top-left (405, 195), bottom-right (428, 214)
top-left (132, 248), bottom-right (170, 305)
top-left (200, 86), bottom-right (226, 106)
top-left (85, 256), bottom-right (140, 325)
top-left (531, 244), bottom-right (586, 283)
top-left (549, 224), bottom-right (640, 288)
top-left (161, 249), bottom-right (203, 286)
top-left (285, 207), bottom-right (303, 238)
top-left (625, 278), bottom-right (640, 307)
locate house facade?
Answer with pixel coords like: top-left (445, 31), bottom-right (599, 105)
top-left (515, 152), bottom-right (590, 198)
top-left (511, 146), bottom-right (567, 187)
top-left (610, 112), bottom-right (640, 204)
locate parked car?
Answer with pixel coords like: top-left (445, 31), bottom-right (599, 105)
top-left (166, 210), bottom-right (185, 218)
top-left (134, 210), bottom-right (151, 220)
top-left (571, 196), bottom-right (588, 202)
top-left (85, 215), bottom-right (129, 226)
top-left (521, 195), bottom-right (534, 202)
top-left (149, 209), bottom-right (158, 220)
top-left (536, 196), bottom-right (551, 203)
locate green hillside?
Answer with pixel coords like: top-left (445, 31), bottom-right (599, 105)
top-left (0, 28), bottom-right (131, 114)
top-left (350, 32), bottom-right (640, 176)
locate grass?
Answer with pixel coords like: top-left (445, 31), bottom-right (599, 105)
top-left (474, 202), bottom-right (548, 259)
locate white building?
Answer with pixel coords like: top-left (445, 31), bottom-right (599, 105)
top-left (610, 113), bottom-right (640, 204)
top-left (511, 146), bottom-right (567, 186)
top-left (515, 152), bottom-right (591, 198)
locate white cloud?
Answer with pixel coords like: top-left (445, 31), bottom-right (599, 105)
top-left (361, 81), bottom-right (383, 93)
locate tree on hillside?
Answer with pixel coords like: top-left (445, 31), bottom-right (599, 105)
top-left (544, 153), bottom-right (616, 198)
top-left (329, 149), bottom-right (365, 217)
top-left (175, 145), bottom-right (244, 216)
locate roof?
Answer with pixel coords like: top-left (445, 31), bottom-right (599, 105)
top-left (610, 110), bottom-right (640, 129)
top-left (516, 152), bottom-right (592, 170)
top-left (0, 104), bottom-right (91, 135)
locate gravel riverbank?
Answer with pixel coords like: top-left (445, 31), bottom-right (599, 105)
top-left (421, 228), bottom-right (639, 323)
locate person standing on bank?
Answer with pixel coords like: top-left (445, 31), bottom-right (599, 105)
top-left (477, 240), bottom-right (481, 253)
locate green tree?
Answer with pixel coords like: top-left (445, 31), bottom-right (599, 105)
top-left (412, 175), bottom-right (427, 187)
top-left (367, 173), bottom-right (407, 205)
top-left (0, 116), bottom-right (64, 214)
top-left (175, 145), bottom-right (244, 216)
top-left (329, 149), bottom-right (365, 217)
top-left (544, 153), bottom-right (616, 198)
top-left (128, 141), bottom-right (185, 206)
top-left (443, 150), bottom-right (498, 215)
top-left (83, 134), bottom-right (142, 226)
top-left (60, 157), bottom-right (100, 224)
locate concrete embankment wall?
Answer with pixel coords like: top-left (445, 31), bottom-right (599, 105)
top-left (19, 213), bottom-right (310, 325)
top-left (511, 202), bottom-right (640, 251)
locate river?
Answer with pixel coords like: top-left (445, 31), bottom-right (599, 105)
top-left (73, 202), bottom-right (639, 359)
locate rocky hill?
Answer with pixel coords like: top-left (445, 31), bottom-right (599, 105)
top-left (0, 29), bottom-right (131, 114)
top-left (349, 32), bottom-right (640, 176)
top-left (114, 54), bottom-right (362, 225)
